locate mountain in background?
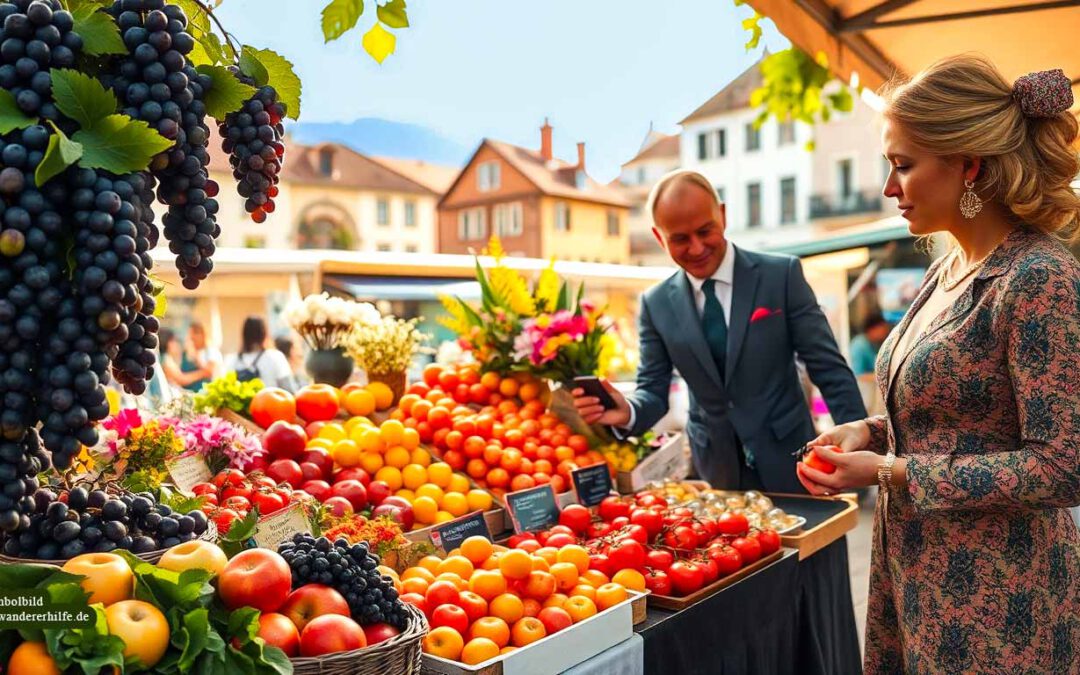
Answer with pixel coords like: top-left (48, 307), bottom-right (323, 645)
top-left (286, 118), bottom-right (474, 167)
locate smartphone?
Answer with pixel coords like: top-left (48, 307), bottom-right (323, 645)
top-left (572, 376), bottom-right (617, 410)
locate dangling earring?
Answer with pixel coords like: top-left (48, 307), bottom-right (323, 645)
top-left (959, 179), bottom-right (982, 219)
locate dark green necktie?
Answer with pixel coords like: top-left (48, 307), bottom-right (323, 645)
top-left (701, 278), bottom-right (728, 377)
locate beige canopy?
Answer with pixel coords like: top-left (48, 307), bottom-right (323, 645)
top-left (744, 0), bottom-right (1080, 114)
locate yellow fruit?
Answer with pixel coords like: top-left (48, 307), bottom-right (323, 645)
top-left (6, 641), bottom-right (61, 675)
top-left (466, 489), bottom-right (493, 512)
top-left (317, 423), bottom-right (346, 442)
top-left (379, 419), bottom-right (405, 447)
top-left (333, 439), bottom-right (362, 468)
top-left (366, 381), bottom-right (394, 410)
top-left (360, 452), bottom-right (384, 474)
top-left (385, 446), bottom-right (411, 469)
top-left (402, 427), bottom-right (421, 450)
top-left (402, 463), bottom-right (428, 490)
top-left (435, 510), bottom-right (455, 523)
top-left (449, 474), bottom-right (471, 494)
top-left (442, 491), bottom-right (469, 517)
top-left (395, 489), bottom-right (416, 502)
top-left (307, 438), bottom-right (334, 451)
top-left (413, 496), bottom-right (438, 524)
top-left (344, 389), bottom-right (377, 417)
top-left (410, 447), bottom-right (432, 467)
top-left (375, 466), bottom-right (403, 491)
top-left (427, 462), bottom-right (453, 488)
top-left (415, 483), bottom-right (445, 505)
top-left (611, 569), bottom-right (646, 592)
top-left (357, 428), bottom-right (384, 454)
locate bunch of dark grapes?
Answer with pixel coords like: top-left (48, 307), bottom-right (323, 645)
top-left (0, 428), bottom-right (48, 535)
top-left (0, 0), bottom-right (80, 128)
top-left (279, 534), bottom-right (408, 630)
top-left (104, 0), bottom-right (218, 289)
top-left (218, 71), bottom-right (285, 224)
top-left (1, 486), bottom-right (209, 560)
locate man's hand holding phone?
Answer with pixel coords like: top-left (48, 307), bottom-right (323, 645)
top-left (571, 376), bottom-right (632, 427)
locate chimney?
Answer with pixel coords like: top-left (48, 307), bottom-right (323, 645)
top-left (576, 142), bottom-right (586, 171)
top-left (540, 118), bottom-right (553, 161)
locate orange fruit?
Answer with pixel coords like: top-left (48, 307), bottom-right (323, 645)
top-left (410, 447), bottom-right (432, 467)
top-left (580, 569), bottom-right (610, 588)
top-left (556, 545), bottom-right (590, 575)
top-left (570, 583), bottom-right (596, 602)
top-left (468, 570), bottom-right (507, 601)
top-left (549, 562), bottom-right (579, 592)
top-left (595, 582), bottom-right (628, 611)
top-left (542, 592), bottom-right (568, 609)
top-left (530, 555), bottom-right (550, 572)
top-left (374, 466), bottom-right (403, 491)
top-left (534, 546), bottom-right (559, 566)
top-left (466, 459), bottom-right (488, 479)
top-left (466, 489), bottom-right (493, 511)
top-left (385, 446), bottom-right (411, 469)
top-left (423, 626), bottom-right (464, 661)
top-left (460, 536), bottom-right (494, 565)
top-left (7, 641), bottom-right (61, 675)
top-left (357, 427), bottom-right (384, 453)
top-left (611, 568), bottom-right (646, 592)
top-left (401, 577), bottom-right (429, 596)
top-left (366, 381), bottom-right (394, 410)
top-left (442, 492), bottom-right (469, 517)
top-left (412, 496), bottom-right (439, 524)
top-left (519, 382), bottom-right (541, 402)
top-left (401, 427), bottom-right (421, 449)
top-left (359, 451), bottom-right (384, 474)
top-left (401, 463), bottom-right (428, 490)
top-left (344, 389), bottom-right (376, 417)
top-left (468, 616), bottom-right (510, 648)
top-left (563, 595), bottom-right (597, 623)
top-left (498, 549), bottom-right (532, 581)
top-left (427, 462), bottom-right (453, 488)
top-left (403, 566), bottom-right (436, 583)
top-left (437, 555), bottom-right (475, 580)
top-left (510, 617), bottom-right (547, 647)
top-left (521, 597), bottom-right (542, 618)
top-left (498, 378), bottom-right (519, 397)
top-left (415, 483), bottom-right (445, 504)
top-left (449, 474), bottom-right (472, 494)
top-left (460, 637), bottom-right (500, 665)
top-left (489, 593), bottom-right (525, 624)
top-left (379, 419), bottom-right (405, 446)
top-left (436, 572), bottom-right (468, 591)
top-left (416, 556), bottom-right (443, 574)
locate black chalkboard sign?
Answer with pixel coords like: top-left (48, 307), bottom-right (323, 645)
top-left (505, 484), bottom-right (560, 533)
top-left (571, 463), bottom-right (613, 507)
top-left (430, 510), bottom-right (491, 553)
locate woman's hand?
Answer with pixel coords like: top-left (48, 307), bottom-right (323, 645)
top-left (806, 419), bottom-right (872, 454)
top-left (796, 447), bottom-right (882, 496)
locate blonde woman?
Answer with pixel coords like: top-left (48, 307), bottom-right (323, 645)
top-left (797, 56), bottom-right (1080, 673)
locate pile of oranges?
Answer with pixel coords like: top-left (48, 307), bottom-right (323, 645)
top-left (393, 364), bottom-right (607, 496)
top-left (399, 536), bottom-right (631, 665)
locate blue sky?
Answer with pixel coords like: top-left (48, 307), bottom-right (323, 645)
top-left (214, 1), bottom-right (790, 182)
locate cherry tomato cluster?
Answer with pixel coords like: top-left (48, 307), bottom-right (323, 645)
top-left (191, 468), bottom-right (305, 534)
top-left (509, 494), bottom-right (781, 597)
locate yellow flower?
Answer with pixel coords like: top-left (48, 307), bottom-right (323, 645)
top-left (485, 234), bottom-right (505, 261)
top-left (437, 294), bottom-right (471, 335)
top-left (535, 314), bottom-right (551, 329)
top-left (535, 261), bottom-right (560, 312)
top-left (490, 266), bottom-right (535, 316)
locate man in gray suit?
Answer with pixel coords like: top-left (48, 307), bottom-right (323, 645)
top-left (575, 170), bottom-right (866, 492)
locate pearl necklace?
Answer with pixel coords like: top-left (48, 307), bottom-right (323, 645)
top-left (939, 248), bottom-right (993, 292)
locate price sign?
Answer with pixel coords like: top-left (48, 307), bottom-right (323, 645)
top-left (505, 484), bottom-right (559, 534)
top-left (430, 511), bottom-right (491, 553)
top-left (165, 455), bottom-right (212, 494)
top-left (251, 503), bottom-right (312, 549)
top-left (571, 463), bottom-right (613, 507)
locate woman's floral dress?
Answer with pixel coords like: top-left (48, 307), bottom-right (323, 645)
top-left (864, 227), bottom-right (1080, 674)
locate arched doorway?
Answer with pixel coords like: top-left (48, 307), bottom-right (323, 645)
top-left (296, 201), bottom-right (359, 250)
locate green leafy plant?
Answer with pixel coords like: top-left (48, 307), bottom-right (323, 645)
top-left (192, 372), bottom-right (265, 415)
top-left (321, 0), bottom-right (410, 64)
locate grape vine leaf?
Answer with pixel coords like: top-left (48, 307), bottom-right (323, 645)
top-left (50, 68), bottom-right (117, 129)
top-left (174, 0), bottom-right (211, 37)
top-left (246, 48), bottom-right (302, 120)
top-left (321, 0), bottom-right (364, 42)
top-left (35, 124), bottom-right (84, 186)
top-left (73, 114), bottom-right (175, 174)
top-left (196, 64), bottom-right (256, 119)
top-left (71, 5), bottom-right (127, 56)
top-left (238, 45), bottom-right (269, 88)
top-left (0, 89), bottom-right (36, 134)
top-left (362, 23), bottom-right (396, 65)
top-left (377, 0), bottom-right (408, 29)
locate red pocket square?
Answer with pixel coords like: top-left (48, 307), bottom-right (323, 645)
top-left (750, 307), bottom-right (782, 323)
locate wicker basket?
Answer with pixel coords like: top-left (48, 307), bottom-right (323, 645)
top-left (290, 603), bottom-right (428, 675)
top-left (0, 520), bottom-right (218, 566)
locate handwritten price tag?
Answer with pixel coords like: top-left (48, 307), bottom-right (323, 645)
top-left (252, 503), bottom-right (312, 549)
top-left (430, 511), bottom-right (491, 553)
top-left (165, 455), bottom-right (212, 495)
top-left (505, 484), bottom-right (559, 534)
top-left (571, 463), bottom-right (613, 507)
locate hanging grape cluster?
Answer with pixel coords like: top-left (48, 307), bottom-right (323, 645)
top-left (218, 67), bottom-right (285, 223)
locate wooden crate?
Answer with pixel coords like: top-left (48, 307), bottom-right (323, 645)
top-left (215, 408), bottom-right (265, 435)
top-left (771, 492), bottom-right (859, 560)
top-left (647, 548), bottom-right (785, 610)
top-left (404, 508), bottom-right (508, 547)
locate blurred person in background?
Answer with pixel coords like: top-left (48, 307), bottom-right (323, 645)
top-left (225, 316), bottom-right (296, 391)
top-left (180, 321), bottom-right (221, 392)
top-left (275, 335), bottom-right (309, 387)
top-left (158, 328), bottom-right (209, 391)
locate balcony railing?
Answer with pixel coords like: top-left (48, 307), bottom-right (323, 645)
top-left (809, 190), bottom-right (883, 219)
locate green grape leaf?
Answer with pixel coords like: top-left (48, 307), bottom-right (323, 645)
top-left (362, 22), bottom-right (396, 65)
top-left (35, 124), bottom-right (84, 187)
top-left (73, 114), bottom-right (174, 174)
top-left (72, 5), bottom-right (127, 56)
top-left (174, 0), bottom-right (211, 37)
top-left (321, 0), bottom-right (364, 42)
top-left (50, 68), bottom-right (117, 129)
top-left (238, 45), bottom-right (269, 87)
top-left (0, 88), bottom-right (37, 134)
top-left (196, 64), bottom-right (255, 119)
top-left (377, 0), bottom-right (408, 28)
top-left (246, 48), bottom-right (301, 119)
top-left (65, 0), bottom-right (111, 13)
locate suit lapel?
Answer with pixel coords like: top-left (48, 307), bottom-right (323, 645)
top-left (668, 271), bottom-right (725, 390)
top-left (725, 247), bottom-right (759, 385)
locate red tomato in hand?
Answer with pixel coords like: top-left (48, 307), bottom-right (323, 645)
top-left (717, 511), bottom-right (749, 536)
top-left (607, 539), bottom-right (646, 571)
top-left (644, 569), bottom-right (672, 595)
top-left (802, 445), bottom-right (841, 474)
top-left (731, 536), bottom-right (762, 564)
top-left (755, 529), bottom-right (781, 555)
top-left (668, 561), bottom-right (705, 596)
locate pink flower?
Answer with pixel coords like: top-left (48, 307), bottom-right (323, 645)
top-left (548, 310), bottom-right (588, 338)
top-left (102, 408), bottom-right (142, 438)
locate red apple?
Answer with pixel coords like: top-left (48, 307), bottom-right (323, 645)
top-left (362, 622), bottom-right (400, 646)
top-left (256, 612), bottom-right (300, 657)
top-left (305, 421), bottom-right (327, 440)
top-left (323, 496), bottom-right (354, 518)
top-left (538, 606), bottom-right (572, 635)
top-left (262, 421), bottom-right (307, 461)
top-left (301, 449), bottom-right (334, 479)
top-left (430, 604), bottom-right (468, 634)
top-left (333, 467), bottom-right (370, 487)
top-left (267, 460), bottom-right (303, 489)
top-left (366, 481), bottom-right (391, 506)
top-left (300, 462), bottom-right (325, 484)
top-left (219, 549), bottom-right (291, 612)
top-left (299, 614), bottom-right (366, 656)
top-left (301, 480), bottom-right (332, 502)
top-left (280, 584), bottom-right (350, 633)
top-left (330, 480), bottom-right (368, 511)
top-left (372, 503), bottom-right (414, 530)
top-left (400, 592), bottom-right (428, 618)
top-left (381, 496), bottom-right (412, 510)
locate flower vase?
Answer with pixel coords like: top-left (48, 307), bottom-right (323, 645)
top-left (367, 370), bottom-right (407, 406)
top-left (305, 347), bottom-right (354, 387)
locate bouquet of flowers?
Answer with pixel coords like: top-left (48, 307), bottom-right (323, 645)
top-left (344, 315), bottom-right (429, 377)
top-left (169, 414), bottom-right (266, 473)
top-left (94, 408), bottom-right (185, 489)
top-left (284, 292), bottom-right (381, 350)
top-left (439, 235), bottom-right (615, 384)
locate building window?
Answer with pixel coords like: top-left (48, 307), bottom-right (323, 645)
top-left (477, 161), bottom-right (501, 191)
top-left (457, 208), bottom-right (486, 240)
top-left (376, 198), bottom-right (389, 226)
top-left (746, 182), bottom-right (762, 228)
top-left (745, 123), bottom-right (761, 152)
top-left (376, 243), bottom-right (392, 252)
top-left (554, 201), bottom-right (570, 232)
top-left (715, 186), bottom-right (726, 204)
top-left (697, 133), bottom-right (708, 160)
top-left (837, 158), bottom-right (854, 200)
top-left (716, 129), bottom-right (726, 157)
top-left (318, 148), bottom-right (333, 176)
top-left (405, 244), bottom-right (418, 253)
top-left (606, 210), bottom-right (620, 236)
top-left (404, 200), bottom-right (416, 227)
top-left (780, 177), bottom-right (796, 224)
top-left (243, 235), bottom-right (265, 248)
top-left (494, 202), bottom-right (523, 237)
top-left (778, 121), bottom-right (796, 146)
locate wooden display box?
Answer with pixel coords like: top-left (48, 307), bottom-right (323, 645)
top-left (647, 548), bottom-right (785, 610)
top-left (615, 432), bottom-right (688, 494)
top-left (771, 493), bottom-right (859, 560)
top-left (215, 408), bottom-right (265, 435)
top-left (404, 508), bottom-right (508, 546)
top-left (422, 590), bottom-right (645, 675)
